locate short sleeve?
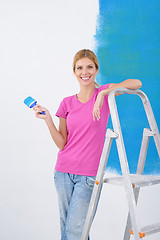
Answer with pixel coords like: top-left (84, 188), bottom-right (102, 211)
top-left (97, 83), bottom-right (110, 94)
top-left (55, 99), bottom-right (67, 119)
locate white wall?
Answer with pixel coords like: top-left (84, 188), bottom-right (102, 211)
top-left (0, 1), bottom-right (98, 239)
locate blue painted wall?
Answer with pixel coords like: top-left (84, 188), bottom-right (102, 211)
top-left (94, 0), bottom-right (160, 174)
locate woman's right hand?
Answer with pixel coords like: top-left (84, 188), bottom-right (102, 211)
top-left (32, 104), bottom-right (51, 120)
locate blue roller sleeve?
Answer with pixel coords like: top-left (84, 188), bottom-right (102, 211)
top-left (24, 96), bottom-right (46, 115)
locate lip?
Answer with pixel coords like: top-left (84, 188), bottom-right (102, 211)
top-left (81, 76), bottom-right (91, 81)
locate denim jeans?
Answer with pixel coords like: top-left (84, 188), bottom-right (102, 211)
top-left (54, 170), bottom-right (102, 240)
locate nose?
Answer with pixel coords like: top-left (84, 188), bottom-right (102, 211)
top-left (81, 67), bottom-right (88, 75)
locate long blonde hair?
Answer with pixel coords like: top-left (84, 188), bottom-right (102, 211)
top-left (73, 49), bottom-right (100, 88)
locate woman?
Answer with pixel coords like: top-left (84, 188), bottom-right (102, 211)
top-left (33, 49), bottom-right (142, 240)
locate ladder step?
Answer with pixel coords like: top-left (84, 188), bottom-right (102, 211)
top-left (142, 222), bottom-right (160, 236)
top-left (103, 174), bottom-right (160, 188)
top-left (131, 222), bottom-right (160, 237)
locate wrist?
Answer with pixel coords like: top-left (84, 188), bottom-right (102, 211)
top-left (100, 90), bottom-right (107, 97)
top-left (45, 113), bottom-right (52, 123)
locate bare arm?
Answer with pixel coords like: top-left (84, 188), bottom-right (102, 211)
top-left (45, 116), bottom-right (67, 150)
top-left (93, 79), bottom-right (142, 121)
top-left (33, 104), bottom-right (66, 150)
top-left (101, 79), bottom-right (142, 97)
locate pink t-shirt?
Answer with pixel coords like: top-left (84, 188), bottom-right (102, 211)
top-left (55, 83), bottom-right (110, 176)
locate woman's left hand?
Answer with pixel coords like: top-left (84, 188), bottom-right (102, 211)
top-left (93, 92), bottom-right (104, 121)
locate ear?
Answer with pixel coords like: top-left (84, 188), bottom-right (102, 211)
top-left (96, 68), bottom-right (99, 75)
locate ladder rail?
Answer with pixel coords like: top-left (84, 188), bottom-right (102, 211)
top-left (81, 129), bottom-right (115, 240)
top-left (108, 88), bottom-right (160, 239)
top-left (108, 89), bottom-right (142, 239)
top-left (124, 130), bottom-right (150, 240)
top-left (108, 88), bottom-right (160, 157)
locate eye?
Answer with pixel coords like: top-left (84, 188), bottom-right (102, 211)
top-left (88, 66), bottom-right (93, 68)
top-left (77, 66), bottom-right (82, 70)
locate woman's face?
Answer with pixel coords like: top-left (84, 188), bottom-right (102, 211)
top-left (74, 57), bottom-right (98, 86)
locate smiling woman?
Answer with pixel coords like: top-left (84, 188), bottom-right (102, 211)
top-left (73, 49), bottom-right (100, 87)
top-left (32, 48), bottom-right (142, 240)
top-left (73, 49), bottom-right (100, 103)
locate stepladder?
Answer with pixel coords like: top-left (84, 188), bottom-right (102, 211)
top-left (81, 88), bottom-right (160, 240)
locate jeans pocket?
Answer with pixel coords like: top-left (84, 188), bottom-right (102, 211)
top-left (85, 176), bottom-right (96, 190)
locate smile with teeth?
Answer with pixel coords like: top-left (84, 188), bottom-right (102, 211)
top-left (81, 76), bottom-right (91, 81)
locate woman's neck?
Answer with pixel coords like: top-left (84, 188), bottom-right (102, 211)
top-left (77, 85), bottom-right (95, 100)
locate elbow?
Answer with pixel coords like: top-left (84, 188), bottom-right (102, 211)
top-left (59, 141), bottom-right (67, 151)
top-left (59, 145), bottom-right (63, 151)
top-left (137, 79), bottom-right (142, 89)
top-left (59, 144), bottom-right (65, 151)
top-left (129, 79), bottom-right (142, 89)
top-left (59, 146), bottom-right (65, 151)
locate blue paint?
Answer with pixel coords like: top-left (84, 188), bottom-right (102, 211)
top-left (24, 96), bottom-right (45, 115)
top-left (94, 0), bottom-right (160, 174)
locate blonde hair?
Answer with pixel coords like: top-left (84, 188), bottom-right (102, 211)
top-left (73, 49), bottom-right (100, 88)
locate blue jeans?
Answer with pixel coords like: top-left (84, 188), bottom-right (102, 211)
top-left (54, 170), bottom-right (102, 240)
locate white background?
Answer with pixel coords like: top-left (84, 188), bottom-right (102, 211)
top-left (0, 1), bottom-right (160, 239)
